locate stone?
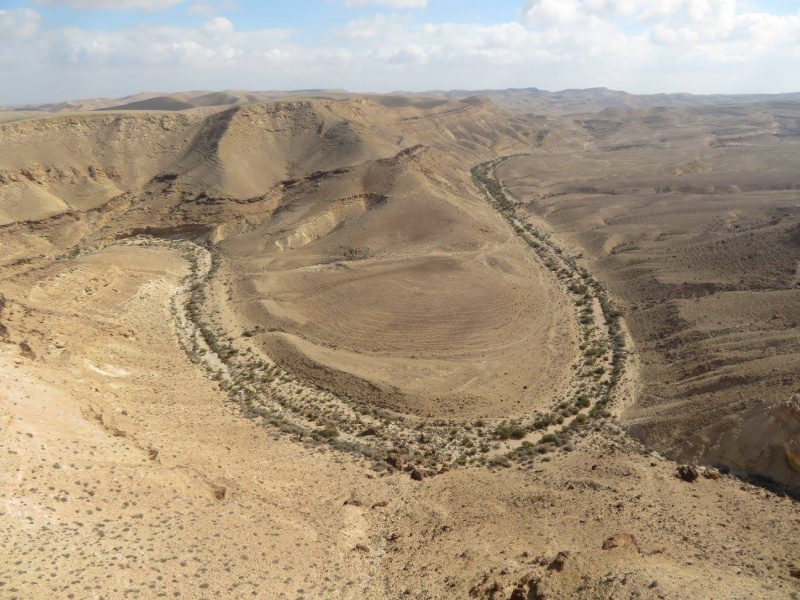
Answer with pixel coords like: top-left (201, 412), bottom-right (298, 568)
top-left (386, 452), bottom-right (406, 471)
top-left (677, 464), bottom-right (699, 482)
top-left (547, 551), bottom-right (569, 572)
top-left (18, 340), bottom-right (36, 360)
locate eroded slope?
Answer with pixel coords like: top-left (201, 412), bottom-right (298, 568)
top-left (1, 94), bottom-right (799, 599)
top-left (498, 102), bottom-right (800, 489)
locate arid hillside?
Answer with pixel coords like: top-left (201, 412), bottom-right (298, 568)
top-left (9, 86), bottom-right (800, 117)
top-left (1, 92), bottom-right (799, 599)
top-left (498, 101), bottom-right (800, 489)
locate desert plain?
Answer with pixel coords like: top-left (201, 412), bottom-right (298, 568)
top-left (0, 88), bottom-right (799, 599)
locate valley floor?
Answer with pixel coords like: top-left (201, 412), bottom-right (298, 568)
top-left (1, 243), bottom-right (799, 599)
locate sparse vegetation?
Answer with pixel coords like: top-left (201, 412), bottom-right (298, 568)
top-left (472, 156), bottom-right (629, 463)
top-left (113, 154), bottom-right (634, 475)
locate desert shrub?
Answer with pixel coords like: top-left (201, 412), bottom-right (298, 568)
top-left (316, 426), bottom-right (340, 439)
top-left (494, 421), bottom-right (528, 440)
top-left (488, 455), bottom-right (512, 468)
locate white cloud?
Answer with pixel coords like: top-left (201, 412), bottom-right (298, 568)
top-left (3, 1), bottom-right (800, 103)
top-left (524, 0), bottom-right (739, 24)
top-left (186, 1), bottom-right (236, 16)
top-left (521, 0), bottom-right (585, 27)
top-left (43, 22), bottom-right (291, 68)
top-left (340, 13), bottom-right (410, 39)
top-left (0, 8), bottom-right (41, 39)
top-left (342, 0), bottom-right (428, 8)
top-left (382, 43), bottom-right (430, 65)
top-left (201, 16), bottom-right (235, 38)
top-left (521, 0), bottom-right (800, 58)
top-left (35, 0), bottom-right (185, 9)
top-left (341, 13), bottom-right (637, 68)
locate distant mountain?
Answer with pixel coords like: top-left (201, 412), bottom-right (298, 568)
top-left (3, 87), bottom-right (800, 117)
top-left (96, 90), bottom-right (352, 112)
top-left (427, 87), bottom-right (800, 114)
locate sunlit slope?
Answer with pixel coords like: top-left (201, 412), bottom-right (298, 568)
top-left (219, 145), bottom-right (578, 417)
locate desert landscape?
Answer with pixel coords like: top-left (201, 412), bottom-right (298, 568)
top-left (1, 88), bottom-right (799, 600)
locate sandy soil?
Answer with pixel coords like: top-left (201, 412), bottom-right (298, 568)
top-left (1, 92), bottom-right (799, 599)
top-left (497, 101), bottom-right (800, 487)
top-left (1, 243), bottom-right (798, 599)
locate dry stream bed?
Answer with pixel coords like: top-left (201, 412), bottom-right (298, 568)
top-left (73, 157), bottom-right (636, 479)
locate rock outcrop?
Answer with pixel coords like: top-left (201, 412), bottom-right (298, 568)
top-left (706, 396), bottom-right (800, 489)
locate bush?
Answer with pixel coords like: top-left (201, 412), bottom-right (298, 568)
top-left (488, 455), bottom-right (512, 468)
top-left (494, 421), bottom-right (528, 440)
top-left (316, 426), bottom-right (340, 439)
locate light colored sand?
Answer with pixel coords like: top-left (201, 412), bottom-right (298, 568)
top-left (0, 243), bottom-right (797, 599)
top-left (1, 93), bottom-right (799, 599)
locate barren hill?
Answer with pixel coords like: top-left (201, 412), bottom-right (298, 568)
top-left (435, 87), bottom-right (800, 115)
top-left (1, 93), bottom-right (799, 599)
top-left (497, 101), bottom-right (800, 489)
top-left (10, 86), bottom-right (800, 118)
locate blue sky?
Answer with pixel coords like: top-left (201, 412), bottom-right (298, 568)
top-left (2, 1), bottom-right (525, 31)
top-left (1, 0), bottom-right (800, 103)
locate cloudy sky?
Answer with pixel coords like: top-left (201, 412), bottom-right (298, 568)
top-left (1, 0), bottom-right (799, 104)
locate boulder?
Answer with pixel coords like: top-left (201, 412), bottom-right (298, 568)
top-left (386, 452), bottom-right (406, 471)
top-left (677, 464), bottom-right (699, 482)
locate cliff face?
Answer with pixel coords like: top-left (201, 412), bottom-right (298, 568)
top-left (0, 112), bottom-right (203, 224)
top-left (0, 98), bottom-right (529, 227)
top-left (703, 398), bottom-right (800, 488)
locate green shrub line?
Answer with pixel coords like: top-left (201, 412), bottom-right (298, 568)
top-left (76, 154), bottom-right (630, 475)
top-left (471, 156), bottom-right (630, 465)
top-left (165, 239), bottom-right (521, 475)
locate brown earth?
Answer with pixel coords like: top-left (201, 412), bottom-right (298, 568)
top-left (1, 91), bottom-right (799, 599)
top-left (497, 100), bottom-right (800, 489)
